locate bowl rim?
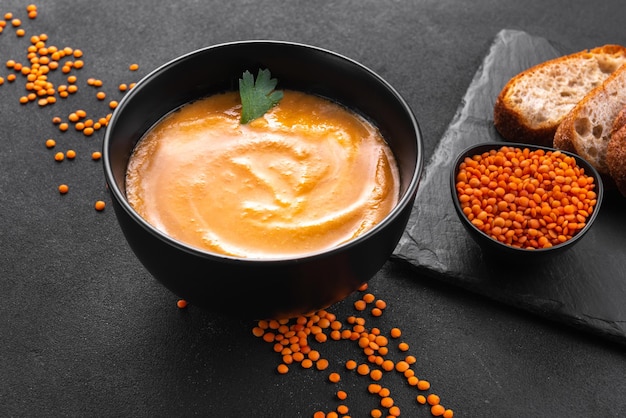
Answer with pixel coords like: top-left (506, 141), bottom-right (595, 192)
top-left (103, 39), bottom-right (424, 263)
top-left (449, 141), bottom-right (604, 254)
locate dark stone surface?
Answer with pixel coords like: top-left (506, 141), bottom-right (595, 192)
top-left (395, 29), bottom-right (626, 345)
top-left (1, 2), bottom-right (625, 417)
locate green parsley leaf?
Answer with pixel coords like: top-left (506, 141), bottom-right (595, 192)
top-left (239, 68), bottom-right (284, 124)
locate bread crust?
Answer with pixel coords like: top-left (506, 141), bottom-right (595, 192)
top-left (608, 106), bottom-right (626, 196)
top-left (494, 45), bottom-right (626, 147)
top-left (611, 104), bottom-right (626, 133)
top-left (553, 64), bottom-right (626, 176)
top-left (494, 93), bottom-right (556, 146)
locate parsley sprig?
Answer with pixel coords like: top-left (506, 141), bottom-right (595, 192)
top-left (238, 68), bottom-right (283, 124)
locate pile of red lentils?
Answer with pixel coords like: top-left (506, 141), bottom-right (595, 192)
top-left (0, 4), bottom-right (140, 211)
top-left (250, 283), bottom-right (454, 418)
top-left (455, 145), bottom-right (598, 249)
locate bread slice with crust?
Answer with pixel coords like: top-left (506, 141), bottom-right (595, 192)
top-left (607, 105), bottom-right (626, 196)
top-left (494, 45), bottom-right (626, 147)
top-left (553, 64), bottom-right (626, 176)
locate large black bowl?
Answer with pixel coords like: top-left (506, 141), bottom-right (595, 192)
top-left (103, 40), bottom-right (423, 319)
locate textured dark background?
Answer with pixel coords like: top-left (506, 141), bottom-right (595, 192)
top-left (1, 1), bottom-right (624, 417)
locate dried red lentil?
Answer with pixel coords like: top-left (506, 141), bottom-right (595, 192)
top-left (94, 200), bottom-right (106, 211)
top-left (455, 145), bottom-right (598, 249)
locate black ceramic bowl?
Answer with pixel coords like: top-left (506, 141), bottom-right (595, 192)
top-left (103, 40), bottom-right (424, 319)
top-left (450, 142), bottom-right (603, 259)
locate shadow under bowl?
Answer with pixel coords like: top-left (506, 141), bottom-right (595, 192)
top-left (103, 40), bottom-right (424, 319)
top-left (450, 142), bottom-right (604, 260)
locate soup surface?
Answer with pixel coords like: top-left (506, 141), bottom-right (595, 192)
top-left (125, 90), bottom-right (399, 258)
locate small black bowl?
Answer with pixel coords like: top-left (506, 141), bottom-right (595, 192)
top-left (450, 142), bottom-right (603, 259)
top-left (103, 40), bottom-right (424, 319)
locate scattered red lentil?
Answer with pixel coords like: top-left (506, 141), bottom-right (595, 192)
top-left (315, 358), bottom-right (329, 371)
top-left (176, 299), bottom-right (187, 309)
top-left (356, 363), bottom-right (370, 376)
top-left (354, 300), bottom-right (367, 311)
top-left (431, 404), bottom-right (446, 416)
top-left (371, 409), bottom-right (383, 418)
top-left (427, 394), bottom-right (440, 406)
top-left (94, 200), bottom-right (106, 211)
top-left (362, 293), bottom-right (375, 304)
top-left (54, 152), bottom-right (64, 161)
top-left (45, 138), bottom-right (56, 148)
top-left (252, 286), bottom-right (452, 417)
top-left (370, 369), bottom-right (383, 381)
top-left (58, 184), bottom-right (69, 194)
top-left (395, 360), bottom-right (410, 373)
top-left (389, 405), bottom-right (401, 417)
top-left (417, 380), bottom-right (431, 391)
top-left (66, 149), bottom-right (76, 159)
top-left (380, 396), bottom-right (394, 409)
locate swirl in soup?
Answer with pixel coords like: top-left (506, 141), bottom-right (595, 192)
top-left (125, 90), bottom-right (399, 258)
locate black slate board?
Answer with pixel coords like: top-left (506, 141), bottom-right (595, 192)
top-left (393, 29), bottom-right (626, 344)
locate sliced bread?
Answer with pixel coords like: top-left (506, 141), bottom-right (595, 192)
top-left (494, 45), bottom-right (626, 146)
top-left (607, 105), bottom-right (626, 196)
top-left (553, 64), bottom-right (626, 176)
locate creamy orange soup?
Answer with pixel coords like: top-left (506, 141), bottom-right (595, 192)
top-left (125, 90), bottom-right (399, 258)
